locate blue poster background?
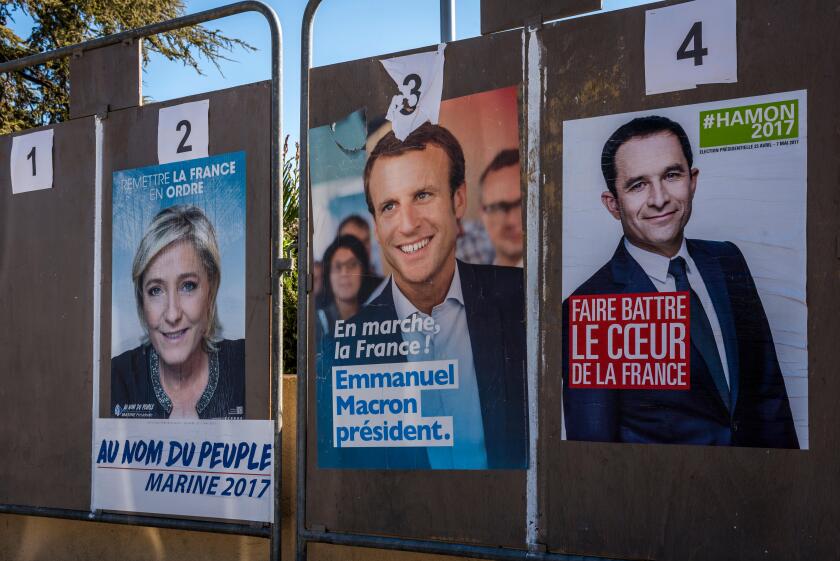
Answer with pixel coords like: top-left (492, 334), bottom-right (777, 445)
top-left (111, 152), bottom-right (246, 357)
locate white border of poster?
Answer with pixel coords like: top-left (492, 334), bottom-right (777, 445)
top-left (92, 419), bottom-right (274, 522)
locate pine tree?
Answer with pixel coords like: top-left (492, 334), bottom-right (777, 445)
top-left (0, 0), bottom-right (250, 134)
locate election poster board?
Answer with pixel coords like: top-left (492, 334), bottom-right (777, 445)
top-left (93, 152), bottom-right (274, 522)
top-left (311, 85), bottom-right (529, 469)
top-left (0, 119), bottom-right (97, 511)
top-left (561, 90), bottom-right (808, 449)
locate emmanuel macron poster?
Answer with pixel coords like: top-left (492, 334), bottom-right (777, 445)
top-left (311, 86), bottom-right (529, 469)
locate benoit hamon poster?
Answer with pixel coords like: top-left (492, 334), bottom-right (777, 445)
top-left (561, 91), bottom-right (808, 449)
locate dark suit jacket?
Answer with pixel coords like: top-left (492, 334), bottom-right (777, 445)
top-left (562, 239), bottom-right (799, 448)
top-left (318, 260), bottom-right (528, 469)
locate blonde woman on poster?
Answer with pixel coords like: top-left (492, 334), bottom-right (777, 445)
top-left (111, 205), bottom-right (245, 419)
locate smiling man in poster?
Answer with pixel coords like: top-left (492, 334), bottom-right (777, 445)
top-left (317, 122), bottom-right (528, 469)
top-left (562, 115), bottom-right (799, 448)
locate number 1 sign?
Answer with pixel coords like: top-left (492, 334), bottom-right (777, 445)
top-left (10, 129), bottom-right (54, 194)
top-left (645, 0), bottom-right (737, 95)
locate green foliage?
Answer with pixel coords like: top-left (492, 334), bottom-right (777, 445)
top-left (281, 136), bottom-right (300, 374)
top-left (0, 0), bottom-right (251, 134)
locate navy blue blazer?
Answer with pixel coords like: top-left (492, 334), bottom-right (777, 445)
top-left (562, 239), bottom-right (799, 448)
top-left (317, 260), bottom-right (528, 469)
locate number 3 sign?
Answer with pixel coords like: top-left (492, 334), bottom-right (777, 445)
top-left (645, 0), bottom-right (737, 95)
top-left (381, 44), bottom-right (446, 141)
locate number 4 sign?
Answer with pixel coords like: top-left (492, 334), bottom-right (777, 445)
top-left (645, 0), bottom-right (737, 95)
top-left (10, 129), bottom-right (53, 194)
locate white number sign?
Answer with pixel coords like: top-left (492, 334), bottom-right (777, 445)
top-left (645, 0), bottom-right (737, 95)
top-left (10, 129), bottom-right (54, 194)
top-left (381, 44), bottom-right (446, 141)
top-left (157, 100), bottom-right (209, 164)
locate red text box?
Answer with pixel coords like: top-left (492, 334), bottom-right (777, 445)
top-left (568, 292), bottom-right (690, 390)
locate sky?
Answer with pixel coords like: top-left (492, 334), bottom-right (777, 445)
top-left (7, 0), bottom-right (657, 144)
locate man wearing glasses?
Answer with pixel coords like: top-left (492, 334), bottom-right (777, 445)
top-left (480, 149), bottom-right (524, 268)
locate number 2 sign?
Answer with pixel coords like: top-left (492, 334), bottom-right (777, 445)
top-left (10, 129), bottom-right (53, 194)
top-left (157, 100), bottom-right (209, 164)
top-left (645, 0), bottom-right (737, 95)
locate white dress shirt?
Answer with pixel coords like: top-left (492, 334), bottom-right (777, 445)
top-left (391, 262), bottom-right (488, 469)
top-left (624, 238), bottom-right (731, 388)
top-left (492, 256), bottom-right (524, 267)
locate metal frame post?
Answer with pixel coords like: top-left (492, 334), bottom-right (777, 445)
top-left (295, 3), bottom-right (321, 561)
top-left (440, 0), bottom-right (456, 42)
top-left (0, 3), bottom-right (287, 560)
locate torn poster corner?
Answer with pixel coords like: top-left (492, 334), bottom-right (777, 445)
top-left (381, 43), bottom-right (446, 141)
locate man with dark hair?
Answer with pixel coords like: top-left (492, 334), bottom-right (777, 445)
top-left (600, 115), bottom-right (695, 198)
top-left (337, 214), bottom-right (372, 255)
top-left (479, 148), bottom-right (523, 267)
top-left (362, 122), bottom-right (466, 215)
top-left (562, 115), bottom-right (799, 448)
top-left (318, 122), bottom-right (528, 469)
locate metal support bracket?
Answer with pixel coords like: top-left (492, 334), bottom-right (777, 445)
top-left (274, 257), bottom-right (294, 276)
top-left (526, 15), bottom-right (543, 33)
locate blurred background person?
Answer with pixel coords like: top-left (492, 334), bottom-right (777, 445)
top-left (338, 213), bottom-right (385, 300)
top-left (339, 214), bottom-right (385, 281)
top-left (455, 217), bottom-right (495, 265)
top-left (316, 234), bottom-right (373, 338)
top-left (480, 149), bottom-right (523, 267)
top-left (337, 214), bottom-right (372, 256)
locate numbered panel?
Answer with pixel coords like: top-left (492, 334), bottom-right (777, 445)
top-left (540, 1), bottom-right (839, 559)
top-left (0, 119), bottom-right (95, 510)
top-left (100, 83), bottom-right (272, 423)
top-left (307, 30), bottom-right (527, 547)
top-left (0, 81), bottom-right (274, 516)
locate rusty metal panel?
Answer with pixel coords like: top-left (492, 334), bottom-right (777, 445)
top-left (0, 118), bottom-right (96, 510)
top-left (99, 81), bottom-right (273, 420)
top-left (480, 0), bottom-right (601, 35)
top-left (306, 31), bottom-right (527, 548)
top-left (539, 0), bottom-right (839, 559)
top-left (70, 40), bottom-right (142, 120)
